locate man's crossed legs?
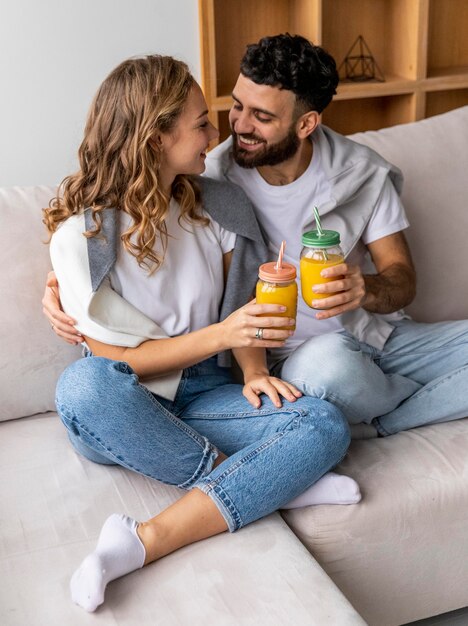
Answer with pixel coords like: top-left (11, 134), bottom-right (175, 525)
top-left (278, 319), bottom-right (468, 436)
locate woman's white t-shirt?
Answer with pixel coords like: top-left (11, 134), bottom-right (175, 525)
top-left (110, 199), bottom-right (236, 337)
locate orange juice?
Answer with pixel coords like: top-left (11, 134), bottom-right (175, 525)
top-left (256, 279), bottom-right (297, 330)
top-left (300, 254), bottom-right (344, 308)
top-left (300, 227), bottom-right (344, 309)
top-left (256, 257), bottom-right (298, 332)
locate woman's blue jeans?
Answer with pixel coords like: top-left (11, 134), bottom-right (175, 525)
top-left (56, 356), bottom-right (350, 532)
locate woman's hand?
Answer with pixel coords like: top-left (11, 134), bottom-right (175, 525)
top-left (243, 372), bottom-right (302, 409)
top-left (219, 301), bottom-right (295, 350)
top-left (42, 271), bottom-right (83, 344)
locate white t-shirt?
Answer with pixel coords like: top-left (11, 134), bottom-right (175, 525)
top-left (110, 199), bottom-right (236, 337)
top-left (224, 136), bottom-right (409, 363)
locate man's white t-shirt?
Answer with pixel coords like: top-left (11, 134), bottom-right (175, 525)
top-left (110, 199), bottom-right (236, 337)
top-left (221, 136), bottom-right (409, 363)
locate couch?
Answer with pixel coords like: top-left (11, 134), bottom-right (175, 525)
top-left (1, 105), bottom-right (467, 626)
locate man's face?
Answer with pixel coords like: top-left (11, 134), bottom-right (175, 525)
top-left (229, 74), bottom-right (301, 168)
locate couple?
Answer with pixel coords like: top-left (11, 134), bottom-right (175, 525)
top-left (44, 35), bottom-right (468, 612)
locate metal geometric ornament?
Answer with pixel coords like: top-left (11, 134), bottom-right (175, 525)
top-left (338, 35), bottom-right (385, 82)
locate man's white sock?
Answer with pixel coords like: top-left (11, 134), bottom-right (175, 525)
top-left (70, 513), bottom-right (146, 612)
top-left (281, 472), bottom-right (361, 509)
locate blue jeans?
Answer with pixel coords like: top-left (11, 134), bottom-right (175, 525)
top-left (277, 319), bottom-right (468, 436)
top-left (55, 356), bottom-right (349, 532)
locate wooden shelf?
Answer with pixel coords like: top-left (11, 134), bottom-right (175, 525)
top-left (423, 67), bottom-right (468, 91)
top-left (199, 0), bottom-right (468, 141)
top-left (335, 76), bottom-right (417, 100)
top-left (323, 94), bottom-right (417, 135)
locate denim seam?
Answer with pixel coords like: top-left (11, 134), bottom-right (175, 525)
top-left (59, 402), bottom-right (219, 486)
top-left (58, 406), bottom-right (146, 472)
top-left (138, 382), bottom-right (209, 447)
top-left (177, 440), bottom-right (218, 490)
top-left (205, 432), bottom-right (285, 486)
top-left (196, 483), bottom-right (242, 533)
top-left (185, 407), bottom-right (308, 420)
top-left (57, 383), bottom-right (212, 480)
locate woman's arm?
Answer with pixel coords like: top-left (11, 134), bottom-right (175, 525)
top-left (83, 299), bottom-right (291, 380)
top-left (46, 247), bottom-right (298, 400)
top-left (222, 253), bottom-right (301, 408)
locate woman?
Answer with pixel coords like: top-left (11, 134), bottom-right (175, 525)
top-left (43, 55), bottom-right (355, 613)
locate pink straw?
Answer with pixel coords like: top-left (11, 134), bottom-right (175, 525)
top-left (275, 240), bottom-right (285, 270)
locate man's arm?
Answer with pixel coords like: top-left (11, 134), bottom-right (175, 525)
top-left (363, 231), bottom-right (416, 313)
top-left (312, 231), bottom-right (416, 320)
top-left (42, 271), bottom-right (83, 344)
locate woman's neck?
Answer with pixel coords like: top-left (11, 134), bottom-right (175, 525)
top-left (158, 166), bottom-right (176, 196)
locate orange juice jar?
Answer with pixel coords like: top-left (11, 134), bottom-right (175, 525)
top-left (256, 261), bottom-right (298, 330)
top-left (300, 230), bottom-right (344, 309)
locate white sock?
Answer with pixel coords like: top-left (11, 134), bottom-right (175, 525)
top-left (70, 513), bottom-right (146, 612)
top-left (281, 472), bottom-right (361, 509)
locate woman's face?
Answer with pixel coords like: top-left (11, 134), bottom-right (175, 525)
top-left (158, 83), bottom-right (218, 189)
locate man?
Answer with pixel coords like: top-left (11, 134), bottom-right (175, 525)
top-left (45, 34), bottom-right (468, 437)
top-left (203, 33), bottom-right (468, 437)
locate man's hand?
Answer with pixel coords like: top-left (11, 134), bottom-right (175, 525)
top-left (311, 262), bottom-right (366, 320)
top-left (42, 271), bottom-right (83, 344)
top-left (310, 231), bottom-right (416, 320)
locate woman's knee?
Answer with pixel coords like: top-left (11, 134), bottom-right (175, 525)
top-left (56, 357), bottom-right (135, 409)
top-left (318, 398), bottom-right (350, 443)
top-left (298, 397), bottom-right (350, 457)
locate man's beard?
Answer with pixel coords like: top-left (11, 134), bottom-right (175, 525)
top-left (231, 124), bottom-right (300, 169)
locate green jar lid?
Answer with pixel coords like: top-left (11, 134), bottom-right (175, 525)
top-left (302, 229), bottom-right (341, 248)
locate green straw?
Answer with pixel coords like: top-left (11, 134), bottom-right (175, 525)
top-left (313, 206), bottom-right (324, 236)
top-left (313, 206), bottom-right (328, 260)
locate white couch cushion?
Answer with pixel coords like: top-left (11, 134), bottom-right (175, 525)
top-left (282, 418), bottom-right (468, 626)
top-left (0, 413), bottom-right (366, 625)
top-left (348, 105), bottom-right (468, 323)
top-left (0, 186), bottom-right (79, 421)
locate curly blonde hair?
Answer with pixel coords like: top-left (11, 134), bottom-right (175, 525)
top-left (43, 55), bottom-right (207, 271)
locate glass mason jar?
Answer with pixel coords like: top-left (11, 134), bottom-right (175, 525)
top-left (255, 261), bottom-right (298, 330)
top-left (300, 229), bottom-right (344, 309)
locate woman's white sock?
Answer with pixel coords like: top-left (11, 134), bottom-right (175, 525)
top-left (69, 478), bottom-right (359, 611)
top-left (70, 513), bottom-right (146, 612)
top-left (281, 472), bottom-right (361, 509)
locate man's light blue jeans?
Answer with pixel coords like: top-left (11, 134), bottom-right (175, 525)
top-left (55, 356), bottom-right (350, 532)
top-left (277, 319), bottom-right (468, 436)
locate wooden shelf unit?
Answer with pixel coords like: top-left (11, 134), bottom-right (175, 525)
top-left (199, 0), bottom-right (468, 140)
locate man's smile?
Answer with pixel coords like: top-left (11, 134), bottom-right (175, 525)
top-left (236, 134), bottom-right (266, 150)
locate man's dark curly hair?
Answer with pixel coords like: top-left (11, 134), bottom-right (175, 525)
top-left (240, 33), bottom-right (338, 114)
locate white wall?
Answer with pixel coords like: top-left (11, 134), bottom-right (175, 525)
top-left (0, 0), bottom-right (200, 187)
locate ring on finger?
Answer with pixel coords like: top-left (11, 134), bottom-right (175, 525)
top-left (255, 328), bottom-right (264, 340)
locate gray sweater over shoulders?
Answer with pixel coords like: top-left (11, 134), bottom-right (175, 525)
top-left (85, 176), bottom-right (269, 367)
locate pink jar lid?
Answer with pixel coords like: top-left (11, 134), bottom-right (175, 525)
top-left (258, 261), bottom-right (296, 282)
